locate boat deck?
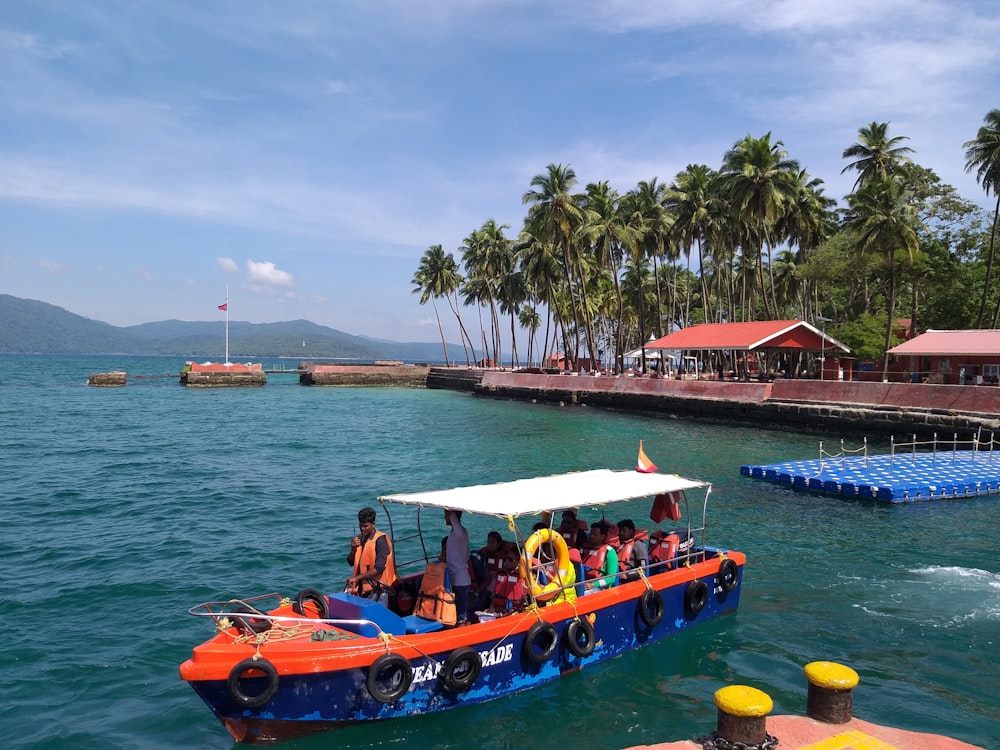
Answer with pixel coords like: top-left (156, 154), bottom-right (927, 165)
top-left (740, 449), bottom-right (1000, 503)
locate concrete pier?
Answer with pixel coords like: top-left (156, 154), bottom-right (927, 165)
top-left (88, 371), bottom-right (127, 387)
top-left (299, 362), bottom-right (429, 387)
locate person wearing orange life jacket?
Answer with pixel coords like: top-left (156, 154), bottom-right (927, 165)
top-left (488, 547), bottom-right (527, 613)
top-left (477, 531), bottom-right (511, 609)
top-left (556, 509), bottom-right (588, 548)
top-left (615, 518), bottom-right (648, 583)
top-left (582, 520), bottom-right (619, 591)
top-left (346, 506), bottom-right (397, 602)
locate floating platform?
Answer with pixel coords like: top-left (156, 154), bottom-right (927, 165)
top-left (740, 449), bottom-right (1000, 502)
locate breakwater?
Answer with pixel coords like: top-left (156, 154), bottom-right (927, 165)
top-left (448, 370), bottom-right (1000, 439)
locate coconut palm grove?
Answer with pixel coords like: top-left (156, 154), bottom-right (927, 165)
top-left (411, 112), bottom-right (1000, 375)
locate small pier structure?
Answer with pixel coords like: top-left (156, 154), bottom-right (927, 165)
top-left (180, 361), bottom-right (266, 388)
top-left (741, 432), bottom-right (1000, 502)
top-left (88, 371), bottom-right (128, 387)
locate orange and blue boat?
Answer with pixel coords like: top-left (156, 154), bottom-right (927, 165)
top-left (179, 466), bottom-right (746, 743)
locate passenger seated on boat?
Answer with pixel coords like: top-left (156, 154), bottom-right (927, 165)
top-left (648, 530), bottom-right (681, 571)
top-left (615, 519), bottom-right (648, 582)
top-left (346, 506), bottom-right (398, 606)
top-left (538, 541), bottom-right (577, 605)
top-left (557, 509), bottom-right (589, 548)
top-left (582, 521), bottom-right (619, 591)
top-left (478, 531), bottom-right (513, 608)
top-left (488, 547), bottom-right (527, 613)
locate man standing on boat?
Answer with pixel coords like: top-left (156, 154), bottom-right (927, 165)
top-left (444, 509), bottom-right (471, 625)
top-left (346, 507), bottom-right (397, 604)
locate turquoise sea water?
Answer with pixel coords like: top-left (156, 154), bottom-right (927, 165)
top-left (2, 354), bottom-right (997, 750)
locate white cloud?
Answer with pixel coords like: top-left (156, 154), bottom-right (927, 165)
top-left (217, 256), bottom-right (238, 273)
top-left (326, 80), bottom-right (353, 94)
top-left (37, 258), bottom-right (63, 274)
top-left (246, 259), bottom-right (294, 289)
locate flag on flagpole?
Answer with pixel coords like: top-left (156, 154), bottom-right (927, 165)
top-left (636, 440), bottom-right (658, 473)
top-left (218, 303), bottom-right (228, 311)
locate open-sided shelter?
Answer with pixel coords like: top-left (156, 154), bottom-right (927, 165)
top-left (646, 320), bottom-right (850, 379)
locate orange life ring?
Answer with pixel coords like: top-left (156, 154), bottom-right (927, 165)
top-left (520, 528), bottom-right (572, 602)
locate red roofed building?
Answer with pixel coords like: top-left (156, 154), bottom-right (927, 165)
top-left (646, 320), bottom-right (850, 380)
top-left (887, 329), bottom-right (1000, 385)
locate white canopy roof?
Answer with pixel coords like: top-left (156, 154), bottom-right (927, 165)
top-left (379, 470), bottom-right (707, 519)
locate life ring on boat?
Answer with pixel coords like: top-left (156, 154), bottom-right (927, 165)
top-left (292, 588), bottom-right (330, 619)
top-left (522, 620), bottom-right (559, 665)
top-left (228, 603), bottom-right (272, 635)
top-left (564, 617), bottom-right (596, 658)
top-left (438, 647), bottom-right (483, 693)
top-left (638, 588), bottom-right (665, 627)
top-left (717, 559), bottom-right (739, 593)
top-left (520, 528), bottom-right (572, 602)
top-left (227, 657), bottom-right (279, 708)
top-left (366, 653), bottom-right (413, 704)
top-left (684, 579), bottom-right (708, 616)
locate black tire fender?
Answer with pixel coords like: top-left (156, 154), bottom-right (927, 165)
top-left (684, 579), bottom-right (709, 616)
top-left (227, 657), bottom-right (279, 708)
top-left (293, 588), bottom-right (330, 619)
top-left (564, 617), bottom-right (596, 658)
top-left (438, 647), bottom-right (483, 693)
top-left (366, 653), bottom-right (413, 704)
top-left (717, 559), bottom-right (739, 593)
top-left (522, 620), bottom-right (558, 665)
top-left (638, 588), bottom-right (665, 627)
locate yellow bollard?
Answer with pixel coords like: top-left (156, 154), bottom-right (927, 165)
top-left (804, 661), bottom-right (859, 724)
top-left (713, 685), bottom-right (773, 745)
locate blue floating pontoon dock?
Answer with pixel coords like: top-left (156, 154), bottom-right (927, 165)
top-left (741, 445), bottom-right (1000, 503)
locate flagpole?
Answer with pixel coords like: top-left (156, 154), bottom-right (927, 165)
top-left (225, 284), bottom-right (230, 366)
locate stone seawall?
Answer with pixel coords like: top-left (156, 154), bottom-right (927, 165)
top-left (474, 372), bottom-right (1000, 438)
top-left (426, 367), bottom-right (485, 391)
top-left (299, 363), bottom-right (429, 387)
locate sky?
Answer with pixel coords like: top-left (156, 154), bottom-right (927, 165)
top-left (1, 1), bottom-right (998, 345)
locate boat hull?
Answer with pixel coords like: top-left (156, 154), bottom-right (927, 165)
top-left (181, 553), bottom-right (744, 743)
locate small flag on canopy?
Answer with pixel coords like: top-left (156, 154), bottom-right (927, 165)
top-left (636, 440), bottom-right (658, 473)
top-left (218, 303), bottom-right (228, 311)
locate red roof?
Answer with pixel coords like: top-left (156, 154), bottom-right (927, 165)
top-left (888, 329), bottom-right (1000, 356)
top-left (646, 320), bottom-right (849, 353)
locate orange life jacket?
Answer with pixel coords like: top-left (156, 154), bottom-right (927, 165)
top-left (481, 541), bottom-right (514, 578)
top-left (354, 530), bottom-right (398, 593)
top-left (617, 529), bottom-right (649, 572)
top-left (648, 530), bottom-right (680, 568)
top-left (582, 544), bottom-right (609, 580)
top-left (490, 572), bottom-right (525, 611)
top-left (413, 561), bottom-right (456, 626)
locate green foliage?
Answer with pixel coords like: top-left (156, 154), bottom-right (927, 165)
top-left (832, 314), bottom-right (898, 362)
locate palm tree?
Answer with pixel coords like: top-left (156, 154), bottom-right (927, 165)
top-left (581, 181), bottom-right (631, 371)
top-left (518, 305), bottom-right (541, 366)
top-left (842, 121), bottom-right (914, 190)
top-left (721, 133), bottom-right (800, 319)
top-left (412, 244), bottom-right (464, 365)
top-left (843, 175), bottom-right (923, 380)
top-left (666, 164), bottom-right (722, 325)
top-left (963, 109), bottom-right (1000, 327)
top-left (523, 164), bottom-right (593, 367)
top-left (461, 220), bottom-right (511, 366)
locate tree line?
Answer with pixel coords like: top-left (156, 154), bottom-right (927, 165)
top-left (412, 111), bottom-right (1000, 379)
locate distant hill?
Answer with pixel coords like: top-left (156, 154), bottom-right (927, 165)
top-left (0, 294), bottom-right (464, 361)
